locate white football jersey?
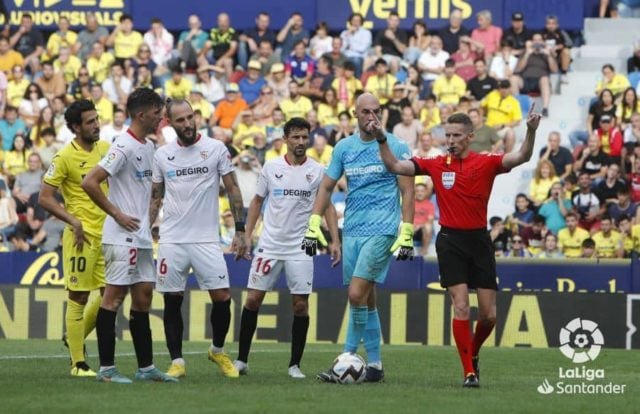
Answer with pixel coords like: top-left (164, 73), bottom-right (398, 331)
top-left (152, 135), bottom-right (234, 243)
top-left (99, 130), bottom-right (154, 247)
top-left (256, 155), bottom-right (324, 260)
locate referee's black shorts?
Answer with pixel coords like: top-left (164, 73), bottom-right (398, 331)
top-left (435, 226), bottom-right (498, 290)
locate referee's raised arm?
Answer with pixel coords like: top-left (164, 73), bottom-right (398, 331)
top-left (372, 114), bottom-right (416, 176)
top-left (502, 102), bottom-right (542, 170)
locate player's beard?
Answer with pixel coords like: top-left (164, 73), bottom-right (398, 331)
top-left (81, 127), bottom-right (100, 144)
top-left (293, 146), bottom-right (306, 157)
top-left (178, 127), bottom-right (197, 145)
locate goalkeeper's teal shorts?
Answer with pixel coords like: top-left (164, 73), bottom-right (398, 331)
top-left (342, 235), bottom-right (395, 286)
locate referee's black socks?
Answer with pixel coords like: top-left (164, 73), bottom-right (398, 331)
top-left (211, 299), bottom-right (232, 349)
top-left (130, 310), bottom-right (153, 368)
top-left (163, 294), bottom-right (184, 360)
top-left (237, 307), bottom-right (258, 363)
top-left (289, 315), bottom-right (309, 368)
top-left (96, 307), bottom-right (117, 367)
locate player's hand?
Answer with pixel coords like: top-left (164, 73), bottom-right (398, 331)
top-left (301, 214), bottom-right (327, 256)
top-left (114, 211), bottom-right (140, 232)
top-left (369, 111), bottom-right (387, 143)
top-left (526, 102), bottom-right (542, 131)
top-left (70, 218), bottom-right (89, 251)
top-left (231, 232), bottom-right (249, 261)
top-left (329, 242), bottom-right (341, 267)
top-left (390, 222), bottom-right (414, 260)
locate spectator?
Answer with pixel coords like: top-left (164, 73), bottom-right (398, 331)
top-left (32, 208), bottom-right (65, 252)
top-left (9, 231), bottom-right (38, 252)
top-left (106, 13), bottom-right (143, 64)
top-left (277, 12), bottom-right (309, 60)
top-left (507, 193), bottom-right (535, 236)
top-left (625, 113), bottom-right (640, 149)
top-left (324, 37), bottom-right (347, 70)
top-left (401, 64), bottom-right (422, 101)
top-left (595, 114), bottom-right (623, 161)
top-left (542, 15), bottom-right (572, 83)
top-left (299, 55), bottom-right (333, 100)
top-left (404, 20), bottom-right (431, 65)
top-left (536, 233), bottom-right (564, 258)
top-left (371, 12), bottom-right (408, 74)
top-left (35, 127), bottom-right (61, 169)
top-left (29, 106), bottom-right (54, 148)
top-left (133, 64), bottom-right (160, 91)
top-left (471, 10), bottom-right (502, 59)
top-left (328, 110), bottom-right (354, 145)
top-left (0, 105), bottom-right (26, 151)
top-left (572, 172), bottom-right (603, 231)
top-left (250, 40), bottom-right (279, 77)
top-left (234, 151), bottom-right (261, 206)
top-left (239, 60), bottom-right (267, 105)
top-left (219, 210), bottom-right (236, 253)
top-left (267, 62), bottom-right (291, 103)
top-left (481, 79), bottom-right (521, 152)
top-left (194, 65), bottom-right (224, 104)
top-left (90, 84), bottom-right (113, 126)
top-left (569, 88), bottom-right (617, 149)
top-left (265, 107), bottom-right (285, 142)
top-left (557, 212), bottom-right (590, 257)
top-left (412, 131), bottom-right (443, 158)
top-left (489, 40), bottom-right (518, 81)
top-left (574, 134), bottom-right (609, 180)
top-left (595, 162), bottom-right (627, 206)
top-left (581, 238), bottom-right (597, 258)
top-left (512, 32), bottom-right (557, 117)
top-left (529, 159), bottom-right (560, 208)
top-left (102, 62), bottom-right (132, 107)
top-left (504, 235), bottom-right (532, 257)
top-left (617, 87), bottom-right (640, 130)
top-left (19, 82), bottom-right (48, 128)
top-left (86, 41), bottom-right (115, 84)
top-left (489, 216), bottom-right (511, 256)
top-left (207, 12), bottom-right (238, 78)
top-left (7, 65), bottom-right (28, 108)
top-left (9, 13), bottom-right (43, 74)
top-left (538, 181), bottom-right (571, 234)
top-left (143, 18), bottom-right (174, 69)
top-left (339, 13), bottom-right (371, 77)
top-left (467, 107), bottom-right (500, 153)
top-left (593, 215), bottom-right (624, 258)
top-left (466, 58), bottom-right (497, 101)
top-left (53, 46), bottom-right (81, 86)
top-left (11, 151), bottom-right (42, 213)
top-left (417, 36), bottom-right (449, 99)
top-left (248, 131), bottom-right (268, 165)
top-left (437, 9), bottom-right (470, 55)
top-left (306, 109), bottom-right (328, 144)
top-left (0, 178), bottom-right (18, 241)
top-left (413, 182), bottom-right (435, 256)
top-left (432, 58), bottom-right (466, 106)
top-left (617, 214), bottom-right (634, 256)
top-left (212, 83), bottom-right (248, 130)
top-left (128, 44), bottom-right (157, 81)
top-left (35, 61), bottom-right (65, 102)
top-left (233, 110), bottom-right (264, 148)
top-left (628, 37), bottom-right (640, 74)
top-left (44, 16), bottom-right (78, 60)
top-left (365, 58), bottom-right (396, 105)
top-left (608, 187), bottom-right (638, 223)
top-left (77, 12), bottom-right (108, 61)
top-left (284, 40), bottom-right (315, 85)
top-left (238, 12), bottom-right (277, 69)
top-left (382, 83), bottom-right (411, 132)
top-left (279, 80), bottom-right (312, 121)
top-left (595, 64), bottom-right (630, 98)
top-left (175, 14), bottom-right (209, 71)
top-left (331, 60), bottom-right (361, 108)
top-left (502, 12), bottom-right (532, 56)
top-left (306, 134), bottom-right (333, 165)
top-left (265, 133), bottom-right (287, 161)
top-left (539, 131), bottom-right (574, 181)
top-left (310, 22), bottom-right (332, 59)
top-left (317, 88), bottom-right (345, 129)
top-left (418, 93), bottom-right (440, 131)
top-left (99, 108), bottom-right (128, 143)
top-left (393, 105), bottom-right (422, 150)
top-left (451, 38), bottom-right (478, 82)
top-left (522, 214), bottom-right (546, 256)
top-left (0, 35), bottom-right (24, 77)
top-left (252, 84), bottom-right (278, 127)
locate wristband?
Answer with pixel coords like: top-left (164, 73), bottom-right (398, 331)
top-left (376, 134), bottom-right (387, 144)
top-left (235, 222), bottom-right (246, 232)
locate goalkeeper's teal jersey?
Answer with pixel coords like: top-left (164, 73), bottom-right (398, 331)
top-left (325, 132), bottom-right (411, 237)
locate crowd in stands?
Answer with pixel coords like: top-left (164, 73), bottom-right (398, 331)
top-left (0, 9), bottom-right (639, 259)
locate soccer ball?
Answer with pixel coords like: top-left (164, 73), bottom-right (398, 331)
top-left (330, 352), bottom-right (367, 384)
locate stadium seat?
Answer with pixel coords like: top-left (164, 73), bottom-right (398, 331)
top-left (629, 71), bottom-right (640, 89)
top-left (516, 94), bottom-right (531, 115)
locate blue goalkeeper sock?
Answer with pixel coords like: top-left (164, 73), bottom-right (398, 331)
top-left (363, 309), bottom-right (381, 365)
top-left (344, 305), bottom-right (368, 353)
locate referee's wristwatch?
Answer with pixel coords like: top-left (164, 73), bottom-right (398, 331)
top-left (376, 132), bottom-right (387, 144)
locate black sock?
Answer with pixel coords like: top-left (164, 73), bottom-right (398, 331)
top-left (289, 315), bottom-right (309, 367)
top-left (211, 299), bottom-right (231, 349)
top-left (163, 294), bottom-right (184, 360)
top-left (130, 310), bottom-right (153, 368)
top-left (237, 307), bottom-right (258, 363)
top-left (96, 307), bottom-right (117, 367)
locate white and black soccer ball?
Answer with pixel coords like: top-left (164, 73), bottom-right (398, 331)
top-left (330, 352), bottom-right (367, 384)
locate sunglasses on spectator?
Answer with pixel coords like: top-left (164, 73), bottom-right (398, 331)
top-left (512, 239), bottom-right (523, 244)
top-left (261, 90), bottom-right (273, 95)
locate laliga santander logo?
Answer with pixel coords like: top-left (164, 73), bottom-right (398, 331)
top-left (559, 318), bottom-right (604, 363)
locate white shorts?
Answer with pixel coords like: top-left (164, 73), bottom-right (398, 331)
top-left (248, 255), bottom-right (313, 294)
top-left (156, 243), bottom-right (230, 292)
top-left (103, 245), bottom-right (155, 286)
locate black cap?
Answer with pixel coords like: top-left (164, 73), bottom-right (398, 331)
top-left (512, 12), bottom-right (524, 21)
top-left (498, 79), bottom-right (511, 88)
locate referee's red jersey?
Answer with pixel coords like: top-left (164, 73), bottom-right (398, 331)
top-left (411, 152), bottom-right (510, 230)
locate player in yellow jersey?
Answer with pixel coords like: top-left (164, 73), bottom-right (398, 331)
top-left (557, 212), bottom-right (590, 258)
top-left (39, 100), bottom-right (110, 377)
top-left (592, 215), bottom-right (624, 258)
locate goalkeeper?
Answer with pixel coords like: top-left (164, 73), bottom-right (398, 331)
top-left (305, 93), bottom-right (415, 383)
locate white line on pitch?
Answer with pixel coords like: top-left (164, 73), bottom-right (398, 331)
top-left (0, 349), bottom-right (341, 360)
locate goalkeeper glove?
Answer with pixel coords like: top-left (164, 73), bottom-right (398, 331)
top-left (390, 222), bottom-right (414, 260)
top-left (302, 214), bottom-right (327, 256)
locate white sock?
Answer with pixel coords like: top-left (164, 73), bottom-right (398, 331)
top-left (139, 364), bottom-right (155, 372)
top-left (368, 362), bottom-right (382, 370)
top-left (100, 365), bottom-right (115, 372)
top-left (210, 345), bottom-right (223, 354)
top-left (172, 358), bottom-right (185, 366)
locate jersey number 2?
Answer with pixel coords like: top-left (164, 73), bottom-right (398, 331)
top-left (255, 257), bottom-right (272, 274)
top-left (129, 248), bottom-right (137, 266)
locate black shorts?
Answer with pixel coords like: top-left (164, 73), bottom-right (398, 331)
top-left (520, 77), bottom-right (541, 94)
top-left (435, 226), bottom-right (498, 290)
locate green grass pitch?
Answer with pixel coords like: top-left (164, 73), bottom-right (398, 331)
top-left (0, 340), bottom-right (637, 414)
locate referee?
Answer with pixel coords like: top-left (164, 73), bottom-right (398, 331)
top-left (374, 105), bottom-right (541, 387)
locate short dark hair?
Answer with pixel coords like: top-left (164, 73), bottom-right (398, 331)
top-left (165, 99), bottom-right (192, 120)
top-left (40, 127), bottom-right (56, 137)
top-left (5, 105), bottom-right (17, 113)
top-left (150, 17), bottom-right (163, 25)
top-left (617, 214), bottom-right (631, 225)
top-left (447, 112), bottom-right (473, 130)
top-left (114, 108), bottom-right (125, 116)
top-left (582, 238), bottom-right (595, 249)
top-left (120, 13), bottom-right (133, 23)
top-left (532, 214), bottom-right (546, 225)
top-left (601, 214), bottom-right (612, 223)
top-left (349, 12), bottom-right (364, 23)
top-left (65, 99), bottom-right (97, 131)
top-left (445, 58), bottom-right (455, 67)
top-left (343, 60), bottom-right (356, 72)
top-left (22, 13), bottom-right (32, 20)
top-left (565, 212), bottom-right (578, 220)
top-left (284, 117), bottom-right (311, 137)
top-left (489, 216), bottom-right (503, 227)
top-left (126, 88), bottom-right (164, 119)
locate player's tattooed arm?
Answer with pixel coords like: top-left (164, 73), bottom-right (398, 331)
top-left (222, 171), bottom-right (246, 224)
top-left (149, 181), bottom-right (165, 228)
